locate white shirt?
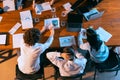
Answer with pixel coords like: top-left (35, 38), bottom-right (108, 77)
top-left (47, 52), bottom-right (87, 76)
top-left (17, 36), bottom-right (53, 74)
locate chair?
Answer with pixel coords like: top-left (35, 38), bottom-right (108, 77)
top-left (15, 64), bottom-right (45, 80)
top-left (15, 48), bottom-right (62, 80)
top-left (60, 73), bottom-right (85, 80)
top-left (93, 49), bottom-right (120, 80)
top-left (52, 64), bottom-right (85, 80)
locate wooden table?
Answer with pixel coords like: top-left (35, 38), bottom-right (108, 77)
top-left (0, 0), bottom-right (120, 49)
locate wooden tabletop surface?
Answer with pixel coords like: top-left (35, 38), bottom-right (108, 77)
top-left (0, 0), bottom-right (120, 49)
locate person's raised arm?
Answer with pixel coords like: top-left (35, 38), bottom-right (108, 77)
top-left (49, 24), bottom-right (54, 37)
top-left (40, 26), bottom-right (46, 34)
top-left (71, 0), bottom-right (84, 10)
top-left (32, 0), bottom-right (36, 9)
top-left (42, 24), bottom-right (54, 50)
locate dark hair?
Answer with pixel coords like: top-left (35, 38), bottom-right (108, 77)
top-left (86, 28), bottom-right (102, 51)
top-left (23, 28), bottom-right (41, 46)
top-left (0, 7), bottom-right (4, 14)
top-left (63, 47), bottom-right (75, 61)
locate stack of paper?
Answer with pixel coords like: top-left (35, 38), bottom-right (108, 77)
top-left (44, 18), bottom-right (60, 29)
top-left (63, 2), bottom-right (72, 10)
top-left (3, 0), bottom-right (15, 12)
top-left (20, 10), bottom-right (33, 29)
top-left (35, 2), bottom-right (52, 15)
top-left (96, 27), bottom-right (112, 42)
top-left (12, 33), bottom-right (23, 48)
top-left (59, 36), bottom-right (76, 47)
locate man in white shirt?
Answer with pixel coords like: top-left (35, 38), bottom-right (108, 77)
top-left (47, 47), bottom-right (87, 77)
top-left (17, 25), bottom-right (54, 74)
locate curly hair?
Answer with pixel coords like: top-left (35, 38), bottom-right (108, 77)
top-left (23, 28), bottom-right (41, 46)
top-left (86, 28), bottom-right (102, 51)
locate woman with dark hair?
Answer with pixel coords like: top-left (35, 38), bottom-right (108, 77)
top-left (78, 28), bottom-right (109, 63)
top-left (17, 25), bottom-right (54, 74)
top-left (46, 47), bottom-right (87, 76)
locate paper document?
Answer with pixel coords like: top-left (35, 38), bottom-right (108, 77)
top-left (44, 18), bottom-right (60, 29)
top-left (41, 2), bottom-right (52, 11)
top-left (9, 22), bottom-right (21, 35)
top-left (35, 2), bottom-right (51, 14)
top-left (12, 33), bottom-right (23, 48)
top-left (59, 36), bottom-right (76, 47)
top-left (20, 10), bottom-right (33, 29)
top-left (0, 34), bottom-right (7, 45)
top-left (63, 2), bottom-right (72, 10)
top-left (35, 4), bottom-right (42, 15)
top-left (3, 0), bottom-right (15, 12)
top-left (96, 27), bottom-right (112, 42)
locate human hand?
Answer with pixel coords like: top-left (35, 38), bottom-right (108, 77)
top-left (80, 28), bottom-right (87, 39)
top-left (32, 3), bottom-right (36, 9)
top-left (61, 9), bottom-right (73, 17)
top-left (32, 0), bottom-right (36, 9)
top-left (48, 23), bottom-right (54, 30)
top-left (48, 24), bottom-right (54, 36)
top-left (18, 5), bottom-right (23, 10)
top-left (40, 26), bottom-right (46, 33)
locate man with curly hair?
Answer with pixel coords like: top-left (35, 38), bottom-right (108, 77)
top-left (17, 25), bottom-right (54, 74)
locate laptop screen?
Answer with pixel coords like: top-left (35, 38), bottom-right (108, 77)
top-left (67, 13), bottom-right (83, 32)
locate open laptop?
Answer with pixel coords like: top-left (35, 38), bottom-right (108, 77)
top-left (67, 13), bottom-right (83, 32)
top-left (89, 11), bottom-right (104, 21)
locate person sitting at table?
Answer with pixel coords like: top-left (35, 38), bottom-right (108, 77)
top-left (32, 0), bottom-right (58, 8)
top-left (15, 0), bottom-right (25, 10)
top-left (17, 24), bottom-right (54, 74)
top-left (46, 47), bottom-right (87, 77)
top-left (16, 0), bottom-right (43, 10)
top-left (78, 27), bottom-right (109, 63)
top-left (62, 0), bottom-right (103, 17)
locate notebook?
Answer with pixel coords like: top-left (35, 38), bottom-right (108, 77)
top-left (59, 36), bottom-right (76, 47)
top-left (12, 33), bottom-right (23, 48)
top-left (3, 0), bottom-right (15, 12)
top-left (67, 13), bottom-right (83, 32)
top-left (35, 2), bottom-right (52, 15)
top-left (44, 18), bottom-right (60, 29)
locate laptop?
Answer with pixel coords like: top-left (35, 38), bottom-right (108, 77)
top-left (89, 11), bottom-right (104, 21)
top-left (67, 13), bottom-right (83, 32)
